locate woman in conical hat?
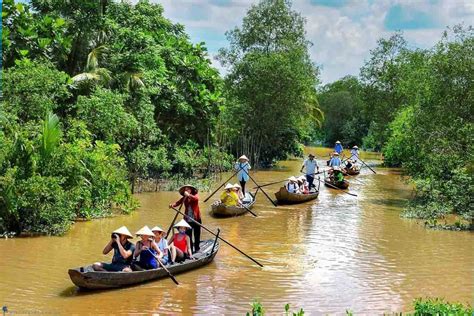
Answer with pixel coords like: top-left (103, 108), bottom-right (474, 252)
top-left (169, 184), bottom-right (201, 253)
top-left (151, 226), bottom-right (169, 265)
top-left (235, 154), bottom-right (251, 195)
top-left (133, 226), bottom-right (163, 270)
top-left (334, 140), bottom-right (343, 154)
top-left (169, 219), bottom-right (194, 263)
top-left (92, 226), bottom-right (135, 272)
top-left (233, 183), bottom-right (245, 200)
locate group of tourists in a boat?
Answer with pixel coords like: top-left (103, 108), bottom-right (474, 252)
top-left (93, 184), bottom-right (203, 273)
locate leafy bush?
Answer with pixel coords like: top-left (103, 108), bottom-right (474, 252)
top-left (413, 298), bottom-right (473, 315)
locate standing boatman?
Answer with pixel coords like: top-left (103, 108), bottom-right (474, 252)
top-left (235, 155), bottom-right (251, 194)
top-left (300, 153), bottom-right (319, 190)
top-left (334, 141), bottom-right (343, 155)
top-left (350, 145), bottom-right (360, 162)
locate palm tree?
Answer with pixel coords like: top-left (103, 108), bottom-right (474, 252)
top-left (71, 46), bottom-right (111, 87)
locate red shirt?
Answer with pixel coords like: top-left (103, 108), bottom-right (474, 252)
top-left (172, 194), bottom-right (201, 221)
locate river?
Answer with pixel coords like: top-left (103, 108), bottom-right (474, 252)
top-left (0, 147), bottom-right (472, 314)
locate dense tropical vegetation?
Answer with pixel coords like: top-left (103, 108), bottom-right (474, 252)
top-left (317, 27), bottom-right (473, 228)
top-left (1, 0), bottom-right (472, 235)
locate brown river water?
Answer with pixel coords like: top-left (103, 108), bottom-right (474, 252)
top-left (0, 147), bottom-right (473, 315)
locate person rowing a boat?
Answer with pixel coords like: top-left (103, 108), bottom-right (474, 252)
top-left (169, 220), bottom-right (195, 263)
top-left (133, 226), bottom-right (163, 270)
top-left (169, 184), bottom-right (201, 253)
top-left (235, 155), bottom-right (251, 194)
top-left (350, 145), bottom-right (359, 162)
top-left (220, 183), bottom-right (241, 206)
top-left (151, 226), bottom-right (170, 265)
top-left (334, 141), bottom-right (343, 155)
top-left (286, 176), bottom-right (300, 193)
top-left (92, 226), bottom-right (135, 272)
top-left (300, 153), bottom-right (319, 190)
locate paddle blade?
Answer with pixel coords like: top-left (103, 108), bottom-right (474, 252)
top-left (170, 274), bottom-right (179, 285)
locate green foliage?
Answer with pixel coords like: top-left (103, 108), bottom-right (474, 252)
top-left (413, 298), bottom-right (473, 315)
top-left (218, 0), bottom-right (321, 166)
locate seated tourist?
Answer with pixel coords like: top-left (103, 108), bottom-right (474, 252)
top-left (169, 219), bottom-right (194, 263)
top-left (220, 183), bottom-right (239, 206)
top-left (133, 226), bottom-right (162, 270)
top-left (298, 176), bottom-right (309, 194)
top-left (286, 176), bottom-right (300, 193)
top-left (93, 226), bottom-right (135, 272)
top-left (333, 166), bottom-right (345, 183)
top-left (233, 183), bottom-right (245, 200)
top-left (151, 226), bottom-right (170, 265)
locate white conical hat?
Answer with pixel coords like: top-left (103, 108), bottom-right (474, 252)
top-left (333, 152), bottom-right (339, 156)
top-left (174, 219), bottom-right (191, 229)
top-left (288, 176), bottom-right (298, 182)
top-left (336, 141), bottom-right (341, 144)
top-left (112, 226), bottom-right (133, 238)
top-left (233, 183), bottom-right (241, 189)
top-left (151, 226), bottom-right (164, 232)
top-left (333, 166), bottom-right (341, 171)
top-left (238, 155), bottom-right (249, 161)
top-left (224, 183), bottom-right (234, 190)
top-left (353, 145), bottom-right (358, 149)
top-left (135, 225), bottom-right (155, 237)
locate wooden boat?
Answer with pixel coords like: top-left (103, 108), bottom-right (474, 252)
top-left (68, 239), bottom-right (219, 290)
top-left (344, 168), bottom-right (360, 176)
top-left (210, 193), bottom-right (256, 217)
top-left (324, 178), bottom-right (349, 189)
top-left (274, 187), bottom-right (319, 205)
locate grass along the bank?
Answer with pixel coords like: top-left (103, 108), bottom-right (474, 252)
top-left (247, 298), bottom-right (473, 315)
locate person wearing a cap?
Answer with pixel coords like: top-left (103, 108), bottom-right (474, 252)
top-left (234, 155), bottom-right (251, 195)
top-left (151, 226), bottom-right (170, 265)
top-left (286, 176), bottom-right (300, 194)
top-left (169, 185), bottom-right (201, 253)
top-left (220, 183), bottom-right (240, 206)
top-left (300, 153), bottom-right (319, 190)
top-left (169, 220), bottom-right (194, 263)
top-left (350, 145), bottom-right (359, 162)
top-left (334, 141), bottom-right (343, 155)
top-left (92, 226), bottom-right (135, 272)
top-left (133, 226), bottom-right (163, 270)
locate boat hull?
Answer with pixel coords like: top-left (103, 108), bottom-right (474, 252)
top-left (274, 187), bottom-right (319, 205)
top-left (324, 179), bottom-right (349, 189)
top-left (68, 239), bottom-right (219, 290)
top-left (210, 193), bottom-right (255, 217)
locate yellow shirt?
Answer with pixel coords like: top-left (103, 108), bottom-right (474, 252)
top-left (220, 191), bottom-right (239, 206)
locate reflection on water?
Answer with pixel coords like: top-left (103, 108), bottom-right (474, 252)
top-left (0, 147), bottom-right (472, 314)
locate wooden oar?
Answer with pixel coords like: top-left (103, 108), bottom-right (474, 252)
top-left (240, 168), bottom-right (277, 207)
top-left (145, 249), bottom-right (179, 285)
top-left (166, 203), bottom-right (184, 238)
top-left (358, 158), bottom-right (377, 174)
top-left (169, 206), bottom-right (263, 267)
top-left (204, 166), bottom-right (244, 202)
top-left (241, 188), bottom-right (258, 217)
top-left (252, 179), bottom-right (287, 189)
top-left (317, 177), bottom-right (357, 197)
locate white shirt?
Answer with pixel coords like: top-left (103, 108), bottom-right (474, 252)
top-left (302, 159), bottom-right (318, 175)
top-left (286, 182), bottom-right (300, 193)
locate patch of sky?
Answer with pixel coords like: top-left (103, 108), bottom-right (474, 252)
top-left (384, 4), bottom-right (439, 30)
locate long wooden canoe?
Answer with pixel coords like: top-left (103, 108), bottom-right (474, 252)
top-left (274, 187), bottom-right (319, 205)
top-left (68, 239), bottom-right (219, 290)
top-left (324, 179), bottom-right (350, 189)
top-left (210, 193), bottom-right (256, 217)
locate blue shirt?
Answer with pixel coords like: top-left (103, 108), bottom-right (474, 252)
top-left (235, 162), bottom-right (251, 182)
top-left (329, 157), bottom-right (342, 167)
top-left (334, 143), bottom-right (343, 154)
top-left (156, 238), bottom-right (169, 261)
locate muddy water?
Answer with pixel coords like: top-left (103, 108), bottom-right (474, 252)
top-left (0, 147), bottom-right (472, 314)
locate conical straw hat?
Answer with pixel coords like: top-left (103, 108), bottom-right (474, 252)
top-left (135, 225), bottom-right (155, 237)
top-left (151, 226), bottom-right (164, 232)
top-left (112, 226), bottom-right (133, 238)
top-left (174, 219), bottom-right (191, 229)
top-left (233, 183), bottom-right (241, 189)
top-left (353, 145), bottom-right (358, 149)
top-left (288, 176), bottom-right (298, 182)
top-left (178, 184), bottom-right (198, 196)
top-left (336, 141), bottom-right (341, 144)
top-left (238, 155), bottom-right (249, 161)
top-left (224, 183), bottom-right (234, 190)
